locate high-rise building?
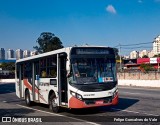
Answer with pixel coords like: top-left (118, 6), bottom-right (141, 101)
top-left (148, 50), bottom-right (154, 58)
top-left (16, 49), bottom-right (23, 60)
top-left (139, 50), bottom-right (148, 58)
top-left (130, 51), bottom-right (139, 59)
top-left (153, 35), bottom-right (160, 55)
top-left (7, 49), bottom-right (14, 59)
top-left (23, 50), bottom-right (30, 58)
top-left (0, 48), bottom-right (5, 60)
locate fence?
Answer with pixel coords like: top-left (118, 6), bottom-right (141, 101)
top-left (117, 71), bottom-right (160, 80)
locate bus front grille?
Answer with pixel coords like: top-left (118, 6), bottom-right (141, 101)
top-left (83, 96), bottom-right (112, 105)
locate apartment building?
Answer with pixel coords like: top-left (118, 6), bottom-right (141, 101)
top-left (153, 35), bottom-right (160, 55)
top-left (16, 49), bottom-right (23, 60)
top-left (7, 49), bottom-right (14, 59)
top-left (130, 51), bottom-right (139, 59)
top-left (0, 48), bottom-right (5, 60)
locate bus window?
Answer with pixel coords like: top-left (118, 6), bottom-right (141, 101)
top-left (35, 61), bottom-right (39, 75)
top-left (24, 62), bottom-right (32, 84)
top-left (70, 58), bottom-right (116, 84)
top-left (47, 56), bottom-right (57, 78)
top-left (40, 56), bottom-right (57, 78)
top-left (40, 58), bottom-right (47, 77)
top-left (24, 62), bottom-right (32, 78)
top-left (16, 64), bottom-right (20, 79)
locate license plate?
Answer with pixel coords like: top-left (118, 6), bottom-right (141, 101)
top-left (95, 100), bottom-right (104, 104)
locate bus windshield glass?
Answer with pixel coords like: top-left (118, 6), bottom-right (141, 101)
top-left (69, 58), bottom-right (116, 84)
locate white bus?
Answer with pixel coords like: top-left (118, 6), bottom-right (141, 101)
top-left (15, 46), bottom-right (118, 113)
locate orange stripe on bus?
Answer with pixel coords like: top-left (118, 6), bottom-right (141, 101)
top-left (23, 79), bottom-right (47, 103)
top-left (69, 95), bottom-right (118, 108)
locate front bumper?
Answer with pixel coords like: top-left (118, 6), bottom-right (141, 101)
top-left (69, 94), bottom-right (118, 109)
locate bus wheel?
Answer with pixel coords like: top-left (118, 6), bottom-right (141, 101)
top-left (25, 90), bottom-right (31, 106)
top-left (49, 94), bottom-right (60, 113)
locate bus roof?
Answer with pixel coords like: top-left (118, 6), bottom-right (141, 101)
top-left (16, 47), bottom-right (71, 63)
top-left (16, 46), bottom-right (111, 63)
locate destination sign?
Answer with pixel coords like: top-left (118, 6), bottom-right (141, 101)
top-left (76, 48), bottom-right (110, 55)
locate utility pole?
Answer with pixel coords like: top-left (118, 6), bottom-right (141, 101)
top-left (119, 44), bottom-right (122, 72)
top-left (158, 63), bottom-right (160, 72)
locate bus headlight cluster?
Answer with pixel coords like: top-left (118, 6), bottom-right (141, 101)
top-left (112, 89), bottom-right (118, 99)
top-left (70, 91), bottom-right (83, 100)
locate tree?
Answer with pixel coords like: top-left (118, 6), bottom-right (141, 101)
top-left (153, 54), bottom-right (160, 57)
top-left (33, 32), bottom-right (64, 53)
top-left (142, 55), bottom-right (148, 58)
top-left (140, 63), bottom-right (154, 72)
top-left (0, 62), bottom-right (15, 71)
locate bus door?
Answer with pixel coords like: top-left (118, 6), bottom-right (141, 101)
top-left (32, 61), bottom-right (40, 102)
top-left (58, 53), bottom-right (68, 105)
top-left (16, 63), bottom-right (23, 98)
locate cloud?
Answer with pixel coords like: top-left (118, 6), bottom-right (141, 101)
top-left (138, 0), bottom-right (143, 3)
top-left (106, 5), bottom-right (117, 14)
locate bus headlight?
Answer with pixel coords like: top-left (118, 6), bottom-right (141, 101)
top-left (70, 91), bottom-right (76, 97)
top-left (76, 93), bottom-right (82, 100)
top-left (112, 89), bottom-right (118, 99)
top-left (70, 91), bottom-right (82, 100)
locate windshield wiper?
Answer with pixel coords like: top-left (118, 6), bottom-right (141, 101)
top-left (83, 82), bottom-right (97, 84)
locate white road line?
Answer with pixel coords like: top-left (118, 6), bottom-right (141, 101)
top-left (16, 104), bottom-right (100, 125)
top-left (111, 108), bottom-right (159, 116)
top-left (120, 92), bottom-right (156, 96)
top-left (118, 86), bottom-right (160, 91)
top-left (120, 92), bottom-right (143, 95)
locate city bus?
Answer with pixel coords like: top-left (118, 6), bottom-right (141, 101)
top-left (15, 46), bottom-right (118, 113)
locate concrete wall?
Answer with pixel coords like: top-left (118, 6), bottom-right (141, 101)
top-left (118, 72), bottom-right (160, 80)
top-left (118, 79), bottom-right (160, 87)
top-left (118, 72), bottom-right (160, 87)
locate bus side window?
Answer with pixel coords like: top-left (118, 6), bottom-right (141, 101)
top-left (24, 62), bottom-right (32, 84)
top-left (47, 56), bottom-right (57, 78)
top-left (35, 61), bottom-right (40, 77)
top-left (40, 56), bottom-right (57, 78)
top-left (16, 64), bottom-right (19, 79)
top-left (40, 58), bottom-right (47, 78)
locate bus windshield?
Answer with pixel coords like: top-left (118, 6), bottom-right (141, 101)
top-left (69, 58), bottom-right (116, 84)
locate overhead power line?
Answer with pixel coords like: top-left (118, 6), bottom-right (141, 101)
top-left (121, 46), bottom-right (152, 49)
top-left (114, 42), bottom-right (153, 48)
top-left (120, 42), bottom-right (152, 47)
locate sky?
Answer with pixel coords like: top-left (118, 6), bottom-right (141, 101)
top-left (0, 0), bottom-right (160, 55)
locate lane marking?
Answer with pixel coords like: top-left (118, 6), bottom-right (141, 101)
top-left (120, 92), bottom-right (159, 97)
top-left (111, 108), bottom-right (159, 116)
top-left (118, 86), bottom-right (160, 91)
top-left (16, 104), bottom-right (100, 125)
top-left (120, 92), bottom-right (142, 95)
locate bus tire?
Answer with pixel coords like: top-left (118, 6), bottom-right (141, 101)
top-left (49, 94), bottom-right (60, 113)
top-left (25, 90), bottom-right (32, 106)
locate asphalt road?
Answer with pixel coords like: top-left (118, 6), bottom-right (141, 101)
top-left (0, 83), bottom-right (160, 125)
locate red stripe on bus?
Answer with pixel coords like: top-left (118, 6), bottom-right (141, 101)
top-left (23, 79), bottom-right (47, 103)
top-left (23, 79), bottom-right (32, 91)
top-left (69, 95), bottom-right (118, 108)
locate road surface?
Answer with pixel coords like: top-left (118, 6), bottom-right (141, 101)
top-left (0, 83), bottom-right (159, 125)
